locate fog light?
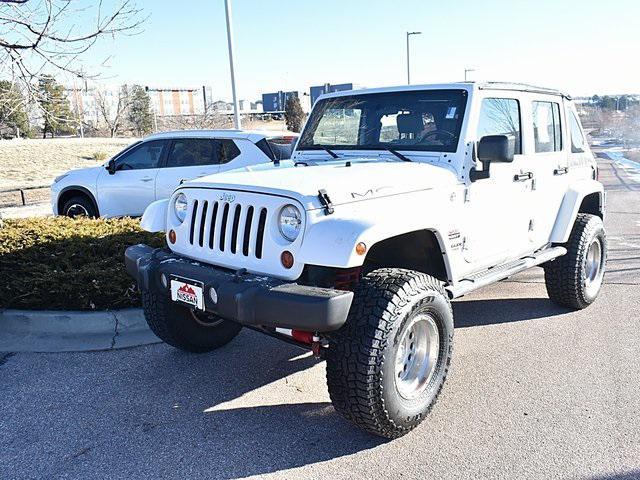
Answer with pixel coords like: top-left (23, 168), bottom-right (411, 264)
top-left (168, 229), bottom-right (177, 244)
top-left (355, 242), bottom-right (367, 255)
top-left (160, 273), bottom-right (168, 288)
top-left (281, 250), bottom-right (294, 269)
top-left (209, 287), bottom-right (218, 304)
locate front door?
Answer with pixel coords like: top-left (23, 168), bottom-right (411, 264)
top-left (463, 97), bottom-right (531, 270)
top-left (97, 139), bottom-right (168, 217)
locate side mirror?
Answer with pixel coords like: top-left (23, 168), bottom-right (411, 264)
top-left (478, 135), bottom-right (514, 163)
top-left (107, 159), bottom-right (116, 175)
top-left (470, 135), bottom-right (514, 182)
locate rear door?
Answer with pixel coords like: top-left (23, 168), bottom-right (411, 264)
top-left (522, 97), bottom-right (568, 248)
top-left (96, 139), bottom-right (167, 217)
top-left (155, 138), bottom-right (223, 200)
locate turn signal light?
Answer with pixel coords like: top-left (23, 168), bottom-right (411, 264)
top-left (168, 229), bottom-right (177, 244)
top-left (281, 250), bottom-right (294, 269)
top-left (355, 242), bottom-right (367, 255)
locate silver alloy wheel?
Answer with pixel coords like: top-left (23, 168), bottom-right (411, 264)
top-left (66, 203), bottom-right (89, 217)
top-left (584, 237), bottom-right (605, 297)
top-left (190, 310), bottom-right (224, 328)
top-left (394, 313), bottom-right (440, 400)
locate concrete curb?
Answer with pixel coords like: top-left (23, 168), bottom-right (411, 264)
top-left (0, 308), bottom-right (160, 353)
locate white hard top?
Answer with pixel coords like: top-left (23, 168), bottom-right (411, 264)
top-left (143, 129), bottom-right (298, 143)
top-left (317, 81), bottom-right (569, 102)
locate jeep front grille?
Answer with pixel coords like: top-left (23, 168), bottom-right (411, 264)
top-left (188, 199), bottom-right (268, 259)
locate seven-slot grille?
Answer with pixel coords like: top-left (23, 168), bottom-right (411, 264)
top-left (187, 199), bottom-right (268, 259)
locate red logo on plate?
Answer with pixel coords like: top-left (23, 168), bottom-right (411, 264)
top-left (176, 282), bottom-right (198, 305)
top-left (178, 284), bottom-right (196, 295)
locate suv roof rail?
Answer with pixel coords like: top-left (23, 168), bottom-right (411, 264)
top-left (477, 81), bottom-right (572, 100)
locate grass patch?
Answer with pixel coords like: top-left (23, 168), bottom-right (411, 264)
top-left (92, 151), bottom-right (109, 161)
top-left (0, 217), bottom-right (164, 311)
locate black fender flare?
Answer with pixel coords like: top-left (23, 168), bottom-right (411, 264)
top-left (57, 186), bottom-right (100, 216)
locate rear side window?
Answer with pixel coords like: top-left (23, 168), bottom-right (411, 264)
top-left (532, 101), bottom-right (562, 153)
top-left (477, 98), bottom-right (522, 154)
top-left (165, 138), bottom-right (240, 168)
top-left (115, 140), bottom-right (166, 170)
top-left (569, 111), bottom-right (586, 153)
top-left (218, 139), bottom-right (241, 164)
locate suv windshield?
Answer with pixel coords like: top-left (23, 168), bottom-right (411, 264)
top-left (298, 89), bottom-right (468, 153)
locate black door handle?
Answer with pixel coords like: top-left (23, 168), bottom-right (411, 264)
top-left (554, 167), bottom-right (569, 175)
top-left (514, 172), bottom-right (533, 182)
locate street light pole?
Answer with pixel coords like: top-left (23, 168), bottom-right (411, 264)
top-left (464, 68), bottom-right (475, 81)
top-left (224, 0), bottom-right (241, 129)
top-left (406, 31), bottom-right (422, 85)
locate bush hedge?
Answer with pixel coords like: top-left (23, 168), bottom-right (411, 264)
top-left (0, 217), bottom-right (164, 311)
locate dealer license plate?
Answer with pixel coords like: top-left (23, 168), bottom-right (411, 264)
top-left (170, 277), bottom-right (205, 310)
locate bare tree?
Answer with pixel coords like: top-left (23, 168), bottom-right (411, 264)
top-left (0, 0), bottom-right (144, 121)
top-left (95, 85), bottom-right (130, 137)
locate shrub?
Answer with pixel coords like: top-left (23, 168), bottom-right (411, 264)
top-left (0, 217), bottom-right (164, 311)
top-left (92, 151), bottom-right (108, 161)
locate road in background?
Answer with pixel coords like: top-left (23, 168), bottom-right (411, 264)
top-left (1, 156), bottom-right (639, 480)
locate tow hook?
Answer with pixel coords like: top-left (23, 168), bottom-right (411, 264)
top-left (291, 330), bottom-right (324, 358)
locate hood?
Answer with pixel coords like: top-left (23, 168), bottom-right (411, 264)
top-left (185, 158), bottom-right (458, 210)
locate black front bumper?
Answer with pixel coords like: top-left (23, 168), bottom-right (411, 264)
top-left (125, 245), bottom-right (353, 332)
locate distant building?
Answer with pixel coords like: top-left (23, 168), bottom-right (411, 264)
top-left (145, 86), bottom-right (212, 116)
top-left (310, 83), bottom-right (354, 105)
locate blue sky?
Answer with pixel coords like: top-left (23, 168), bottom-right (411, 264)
top-left (89, 0), bottom-right (639, 101)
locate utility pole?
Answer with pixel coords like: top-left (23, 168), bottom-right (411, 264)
top-left (464, 68), bottom-right (475, 81)
top-left (224, 0), bottom-right (241, 129)
top-left (406, 31), bottom-right (422, 85)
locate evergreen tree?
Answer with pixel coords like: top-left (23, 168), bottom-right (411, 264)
top-left (38, 75), bottom-right (72, 138)
top-left (128, 85), bottom-right (153, 135)
top-left (0, 81), bottom-right (30, 138)
top-left (284, 96), bottom-right (305, 133)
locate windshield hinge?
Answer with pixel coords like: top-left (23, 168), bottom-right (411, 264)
top-left (317, 189), bottom-right (334, 215)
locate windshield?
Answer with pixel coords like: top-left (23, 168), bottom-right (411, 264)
top-left (298, 89), bottom-right (468, 153)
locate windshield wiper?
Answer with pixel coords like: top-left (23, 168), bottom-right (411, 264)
top-left (316, 145), bottom-right (340, 158)
top-left (386, 148), bottom-right (412, 162)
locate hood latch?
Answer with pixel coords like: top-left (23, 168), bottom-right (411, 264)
top-left (317, 189), bottom-right (334, 215)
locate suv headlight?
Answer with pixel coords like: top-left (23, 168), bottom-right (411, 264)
top-left (173, 193), bottom-right (188, 223)
top-left (278, 204), bottom-right (302, 242)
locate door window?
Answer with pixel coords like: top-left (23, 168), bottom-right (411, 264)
top-left (165, 138), bottom-right (241, 168)
top-left (115, 140), bottom-right (166, 170)
top-left (569, 111), bottom-right (586, 153)
top-left (477, 98), bottom-right (522, 154)
top-left (532, 101), bottom-right (562, 153)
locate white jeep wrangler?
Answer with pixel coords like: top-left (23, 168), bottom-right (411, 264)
top-left (126, 82), bottom-right (606, 438)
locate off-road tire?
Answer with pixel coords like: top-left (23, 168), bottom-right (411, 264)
top-left (326, 268), bottom-right (454, 438)
top-left (544, 213), bottom-right (607, 310)
top-left (62, 195), bottom-right (98, 218)
top-left (142, 290), bottom-right (242, 353)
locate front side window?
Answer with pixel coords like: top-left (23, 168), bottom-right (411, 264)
top-left (569, 111), bottom-right (586, 153)
top-left (477, 98), bottom-right (522, 154)
top-left (533, 101), bottom-right (562, 153)
top-left (116, 140), bottom-right (166, 170)
top-left (298, 89), bottom-right (468, 153)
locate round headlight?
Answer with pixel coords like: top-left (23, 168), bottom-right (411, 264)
top-left (278, 204), bottom-right (302, 242)
top-left (174, 193), bottom-right (188, 223)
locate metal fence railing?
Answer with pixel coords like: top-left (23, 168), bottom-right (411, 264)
top-left (0, 185), bottom-right (50, 207)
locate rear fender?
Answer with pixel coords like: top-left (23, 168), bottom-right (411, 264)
top-left (550, 180), bottom-right (604, 244)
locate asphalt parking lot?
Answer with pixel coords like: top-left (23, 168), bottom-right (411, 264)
top-left (1, 157), bottom-right (639, 480)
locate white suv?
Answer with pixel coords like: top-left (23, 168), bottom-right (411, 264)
top-left (51, 130), bottom-right (297, 217)
top-left (126, 82), bottom-right (605, 438)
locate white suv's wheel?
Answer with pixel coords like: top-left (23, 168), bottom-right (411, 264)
top-left (544, 213), bottom-right (607, 309)
top-left (326, 268), bottom-right (454, 438)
